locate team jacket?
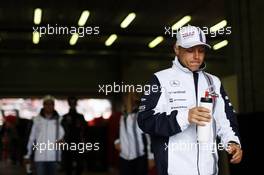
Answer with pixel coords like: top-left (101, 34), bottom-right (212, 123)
top-left (25, 109), bottom-right (64, 162)
top-left (137, 57), bottom-right (241, 175)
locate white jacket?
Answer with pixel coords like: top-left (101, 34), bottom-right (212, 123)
top-left (25, 111), bottom-right (64, 162)
top-left (138, 57), bottom-right (241, 175)
top-left (116, 112), bottom-right (154, 160)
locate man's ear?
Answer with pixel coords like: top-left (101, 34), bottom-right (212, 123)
top-left (174, 43), bottom-right (180, 55)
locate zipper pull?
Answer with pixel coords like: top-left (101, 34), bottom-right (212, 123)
top-left (205, 91), bottom-right (209, 98)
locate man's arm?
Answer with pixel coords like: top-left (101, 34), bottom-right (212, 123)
top-left (58, 116), bottom-right (65, 141)
top-left (215, 84), bottom-right (241, 145)
top-left (215, 84), bottom-right (242, 163)
top-left (24, 119), bottom-right (37, 159)
top-left (114, 115), bottom-right (122, 152)
top-left (137, 75), bottom-right (190, 137)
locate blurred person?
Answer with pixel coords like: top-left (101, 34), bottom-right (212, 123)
top-left (137, 26), bottom-right (243, 175)
top-left (61, 96), bottom-right (86, 175)
top-left (107, 100), bottom-right (122, 174)
top-left (114, 92), bottom-right (155, 175)
top-left (24, 95), bottom-right (64, 175)
top-left (0, 113), bottom-right (18, 164)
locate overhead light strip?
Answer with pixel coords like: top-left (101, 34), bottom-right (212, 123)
top-left (210, 20), bottom-right (227, 32)
top-left (32, 32), bottom-right (40, 44)
top-left (120, 12), bottom-right (136, 28)
top-left (213, 40), bottom-right (228, 50)
top-left (171, 15), bottom-right (191, 30)
top-left (105, 34), bottom-right (118, 46)
top-left (69, 33), bottom-right (79, 45)
top-left (34, 8), bottom-right (42, 25)
top-left (148, 36), bottom-right (164, 48)
top-left (78, 10), bottom-right (90, 26)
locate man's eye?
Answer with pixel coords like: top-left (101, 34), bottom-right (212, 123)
top-left (199, 49), bottom-right (205, 53)
top-left (186, 49), bottom-right (193, 52)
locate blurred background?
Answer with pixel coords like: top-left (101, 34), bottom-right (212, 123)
top-left (0, 0), bottom-right (263, 174)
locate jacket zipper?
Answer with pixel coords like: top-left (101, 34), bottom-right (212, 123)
top-left (193, 72), bottom-right (201, 175)
top-left (45, 119), bottom-right (48, 160)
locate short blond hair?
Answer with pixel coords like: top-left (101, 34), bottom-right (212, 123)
top-left (43, 95), bottom-right (55, 104)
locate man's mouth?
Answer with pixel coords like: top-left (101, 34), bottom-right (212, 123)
top-left (190, 61), bottom-right (200, 64)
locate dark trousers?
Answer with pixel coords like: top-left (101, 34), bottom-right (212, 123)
top-left (119, 155), bottom-right (148, 175)
top-left (35, 161), bottom-right (57, 175)
top-left (62, 151), bottom-right (83, 175)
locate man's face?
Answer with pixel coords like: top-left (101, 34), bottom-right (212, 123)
top-left (43, 100), bottom-right (55, 114)
top-left (175, 45), bottom-right (205, 71)
top-left (69, 99), bottom-right (77, 109)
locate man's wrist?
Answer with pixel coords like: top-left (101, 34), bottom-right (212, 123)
top-left (24, 155), bottom-right (30, 159)
top-left (228, 141), bottom-right (241, 147)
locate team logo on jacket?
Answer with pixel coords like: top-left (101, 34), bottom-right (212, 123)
top-left (170, 80), bottom-right (180, 87)
top-left (138, 105), bottom-right (145, 112)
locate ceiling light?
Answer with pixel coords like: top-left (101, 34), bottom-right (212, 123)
top-left (148, 36), bottom-right (164, 48)
top-left (105, 34), bottom-right (117, 46)
top-left (33, 32), bottom-right (40, 44)
top-left (171, 15), bottom-right (191, 30)
top-left (213, 40), bottom-right (228, 50)
top-left (120, 13), bottom-right (136, 28)
top-left (69, 33), bottom-right (79, 45)
top-left (78, 10), bottom-right (90, 26)
top-left (34, 8), bottom-right (42, 25)
top-left (210, 20), bottom-right (227, 32)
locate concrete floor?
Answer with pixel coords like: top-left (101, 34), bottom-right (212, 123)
top-left (0, 160), bottom-right (117, 175)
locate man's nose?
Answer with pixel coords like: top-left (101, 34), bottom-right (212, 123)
top-left (193, 49), bottom-right (199, 59)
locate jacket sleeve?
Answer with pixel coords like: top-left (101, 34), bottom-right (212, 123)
top-left (145, 134), bottom-right (154, 160)
top-left (114, 115), bottom-right (123, 146)
top-left (215, 84), bottom-right (241, 147)
top-left (24, 118), bottom-right (37, 158)
top-left (137, 75), bottom-right (189, 137)
top-left (59, 116), bottom-right (65, 140)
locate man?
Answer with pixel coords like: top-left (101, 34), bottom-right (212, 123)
top-left (24, 95), bottom-right (65, 175)
top-left (137, 26), bottom-right (242, 175)
top-left (61, 96), bottom-right (86, 175)
top-left (114, 92), bottom-right (154, 175)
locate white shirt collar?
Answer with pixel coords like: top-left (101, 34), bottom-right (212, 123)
top-left (172, 56), bottom-right (206, 73)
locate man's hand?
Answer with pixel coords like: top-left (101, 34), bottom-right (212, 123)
top-left (148, 159), bottom-right (155, 170)
top-left (188, 107), bottom-right (211, 126)
top-left (56, 139), bottom-right (64, 143)
top-left (114, 143), bottom-right (121, 152)
top-left (227, 143), bottom-right (243, 164)
top-left (23, 156), bottom-right (31, 164)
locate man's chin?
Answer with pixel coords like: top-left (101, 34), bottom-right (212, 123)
top-left (189, 65), bottom-right (200, 71)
